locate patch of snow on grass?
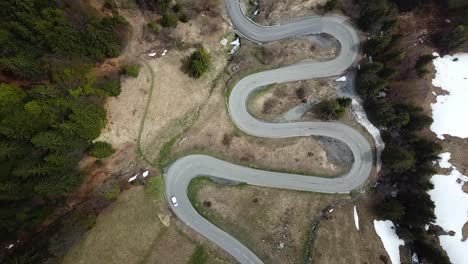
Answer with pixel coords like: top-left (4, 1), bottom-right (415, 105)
top-left (428, 152), bottom-right (468, 264)
top-left (430, 53), bottom-right (468, 139)
top-left (353, 206), bottom-right (359, 231)
top-left (374, 220), bottom-right (404, 264)
top-left (230, 38), bottom-right (240, 54)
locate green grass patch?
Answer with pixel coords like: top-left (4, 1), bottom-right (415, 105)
top-left (123, 64), bottom-right (140, 77)
top-left (103, 184), bottom-right (121, 201)
top-left (187, 177), bottom-right (215, 207)
top-left (188, 245), bottom-right (208, 264)
top-left (158, 136), bottom-right (179, 167)
top-left (146, 176), bottom-right (164, 200)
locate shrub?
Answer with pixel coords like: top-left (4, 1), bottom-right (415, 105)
top-left (186, 47), bottom-right (210, 78)
top-left (179, 12), bottom-right (189, 23)
top-left (189, 246), bottom-right (208, 264)
top-left (89, 141), bottom-right (115, 159)
top-left (172, 2), bottom-right (182, 12)
top-left (103, 184), bottom-right (120, 200)
top-left (123, 64), bottom-right (140, 77)
top-left (147, 20), bottom-right (160, 33)
top-left (433, 25), bottom-right (467, 52)
top-left (103, 0), bottom-right (118, 11)
top-left (314, 97), bottom-right (351, 120)
top-left (323, 0), bottom-right (337, 11)
top-left (99, 79), bottom-right (121, 96)
top-left (415, 54), bottom-right (436, 76)
top-left (161, 11), bottom-right (178, 27)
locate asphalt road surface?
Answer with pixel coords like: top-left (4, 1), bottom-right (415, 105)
top-left (164, 1), bottom-right (372, 263)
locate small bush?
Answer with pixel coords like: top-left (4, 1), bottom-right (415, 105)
top-left (314, 97), bottom-right (351, 120)
top-left (147, 20), bottom-right (160, 33)
top-left (103, 184), bottom-right (120, 200)
top-left (323, 0), bottom-right (337, 11)
top-left (172, 2), bottom-right (182, 12)
top-left (179, 12), bottom-right (189, 23)
top-left (415, 54), bottom-right (436, 76)
top-left (103, 0), bottom-right (118, 11)
top-left (123, 64), bottom-right (140, 77)
top-left (99, 79), bottom-right (121, 96)
top-left (89, 141), bottom-right (115, 159)
top-left (161, 11), bottom-right (178, 27)
top-left (189, 246), bottom-right (208, 264)
top-left (186, 47), bottom-right (210, 78)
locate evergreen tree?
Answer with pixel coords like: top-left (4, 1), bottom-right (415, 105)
top-left (89, 141), bottom-right (115, 159)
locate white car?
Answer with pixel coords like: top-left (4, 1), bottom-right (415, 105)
top-left (170, 196), bottom-right (179, 207)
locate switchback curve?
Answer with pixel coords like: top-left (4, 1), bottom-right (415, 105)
top-left (164, 1), bottom-right (372, 263)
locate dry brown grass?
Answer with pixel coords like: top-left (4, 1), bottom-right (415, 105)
top-left (248, 79), bottom-right (336, 121)
top-left (62, 186), bottom-right (235, 264)
top-left (195, 182), bottom-right (344, 264)
top-left (254, 0), bottom-right (327, 25)
top-left (310, 199), bottom-right (390, 264)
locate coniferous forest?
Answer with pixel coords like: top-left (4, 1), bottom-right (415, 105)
top-left (0, 0), bottom-right (128, 241)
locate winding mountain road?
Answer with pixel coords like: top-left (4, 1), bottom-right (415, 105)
top-left (164, 1), bottom-right (372, 263)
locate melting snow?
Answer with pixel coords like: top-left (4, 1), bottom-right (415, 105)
top-left (338, 72), bottom-right (385, 171)
top-left (353, 206), bottom-right (360, 231)
top-left (430, 53), bottom-right (468, 139)
top-left (230, 38), bottom-right (240, 54)
top-left (336, 76), bottom-right (347, 82)
top-left (374, 220), bottom-right (404, 264)
top-left (128, 174), bottom-right (138, 182)
top-left (428, 152), bottom-right (468, 264)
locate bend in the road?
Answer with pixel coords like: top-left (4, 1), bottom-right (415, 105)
top-left (164, 1), bottom-right (372, 264)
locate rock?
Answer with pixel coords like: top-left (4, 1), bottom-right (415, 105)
top-left (158, 213), bottom-right (171, 227)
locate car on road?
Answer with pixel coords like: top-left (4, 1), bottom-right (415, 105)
top-left (170, 196), bottom-right (178, 207)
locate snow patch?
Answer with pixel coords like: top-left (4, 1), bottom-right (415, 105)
top-left (428, 152), bottom-right (468, 264)
top-left (351, 99), bottom-right (385, 170)
top-left (142, 170), bottom-right (149, 177)
top-left (128, 174), bottom-right (138, 182)
top-left (430, 53), bottom-right (468, 139)
top-left (230, 38), bottom-right (240, 54)
top-left (353, 206), bottom-right (360, 231)
top-left (374, 220), bottom-right (404, 264)
top-left (338, 72), bottom-right (385, 171)
top-left (336, 76), bottom-right (347, 82)
top-left (148, 52), bottom-right (157, 57)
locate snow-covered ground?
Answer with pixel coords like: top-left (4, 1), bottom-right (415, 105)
top-left (353, 206), bottom-right (360, 231)
top-left (428, 152), bottom-right (468, 264)
top-left (374, 220), bottom-right (405, 264)
top-left (429, 53), bottom-right (468, 263)
top-left (430, 53), bottom-right (468, 139)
